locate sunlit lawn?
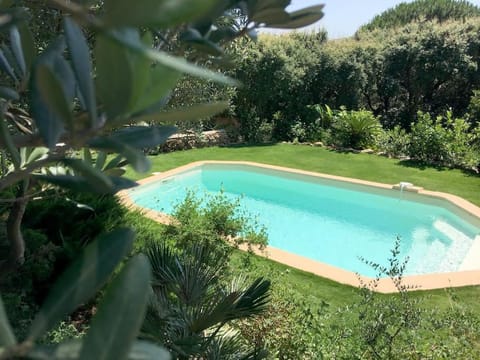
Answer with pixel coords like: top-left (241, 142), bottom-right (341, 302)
top-left (127, 143), bottom-right (480, 206)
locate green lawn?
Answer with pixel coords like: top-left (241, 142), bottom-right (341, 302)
top-left (127, 144), bottom-right (480, 206)
top-left (127, 144), bottom-right (480, 311)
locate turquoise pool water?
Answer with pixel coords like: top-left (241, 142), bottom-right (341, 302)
top-left (130, 164), bottom-right (480, 277)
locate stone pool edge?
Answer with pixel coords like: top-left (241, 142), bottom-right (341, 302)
top-left (118, 160), bottom-right (480, 294)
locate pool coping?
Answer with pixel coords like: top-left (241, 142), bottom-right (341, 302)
top-left (118, 160), bottom-right (480, 293)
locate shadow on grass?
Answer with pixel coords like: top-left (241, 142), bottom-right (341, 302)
top-left (326, 147), bottom-right (362, 154)
top-left (396, 159), bottom-right (480, 177)
top-left (221, 142), bottom-right (278, 149)
top-left (396, 159), bottom-right (447, 171)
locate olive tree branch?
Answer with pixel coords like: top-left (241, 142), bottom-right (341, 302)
top-left (43, 0), bottom-right (103, 28)
top-left (0, 154), bottom-right (64, 192)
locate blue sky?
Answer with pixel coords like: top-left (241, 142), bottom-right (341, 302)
top-left (264, 0), bottom-right (480, 38)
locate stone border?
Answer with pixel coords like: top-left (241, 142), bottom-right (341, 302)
top-left (118, 160), bottom-right (480, 293)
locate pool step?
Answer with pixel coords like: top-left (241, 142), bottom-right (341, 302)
top-left (433, 220), bottom-right (473, 272)
top-left (459, 235), bottom-right (480, 271)
top-left (413, 238), bottom-right (447, 274)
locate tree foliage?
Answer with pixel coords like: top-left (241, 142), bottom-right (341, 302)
top-left (0, 0), bottom-right (324, 358)
top-left (143, 241), bottom-right (270, 359)
top-left (359, 0), bottom-right (480, 32)
top-left (231, 32), bottom-right (328, 141)
top-left (230, 18), bottom-right (480, 141)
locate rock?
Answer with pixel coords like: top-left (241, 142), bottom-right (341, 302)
top-left (313, 141), bottom-right (324, 147)
top-left (360, 148), bottom-right (375, 154)
top-left (149, 129), bottom-right (230, 154)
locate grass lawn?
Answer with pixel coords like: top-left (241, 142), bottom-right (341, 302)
top-left (127, 143), bottom-right (480, 206)
top-left (126, 143), bottom-right (480, 311)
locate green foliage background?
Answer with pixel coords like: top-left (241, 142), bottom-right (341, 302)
top-left (228, 18), bottom-right (480, 142)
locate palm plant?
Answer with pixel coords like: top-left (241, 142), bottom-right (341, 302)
top-left (332, 108), bottom-right (382, 149)
top-left (142, 241), bottom-right (271, 359)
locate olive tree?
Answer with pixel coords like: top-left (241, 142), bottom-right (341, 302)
top-left (0, 1), bottom-right (324, 358)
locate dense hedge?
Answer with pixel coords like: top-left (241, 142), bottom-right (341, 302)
top-left (228, 19), bottom-right (480, 141)
top-left (231, 32), bottom-right (328, 140)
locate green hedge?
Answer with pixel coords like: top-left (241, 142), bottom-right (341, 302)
top-left (229, 20), bottom-right (480, 141)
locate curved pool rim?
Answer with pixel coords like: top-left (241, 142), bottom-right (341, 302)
top-left (119, 160), bottom-right (480, 293)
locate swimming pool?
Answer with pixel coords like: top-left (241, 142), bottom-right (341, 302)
top-left (128, 162), bottom-right (480, 280)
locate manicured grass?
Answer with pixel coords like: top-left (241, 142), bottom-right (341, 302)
top-left (127, 144), bottom-right (480, 206)
top-left (126, 144), bottom-right (480, 311)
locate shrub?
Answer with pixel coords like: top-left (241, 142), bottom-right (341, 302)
top-left (308, 104), bottom-right (335, 130)
top-left (466, 89), bottom-right (480, 126)
top-left (408, 111), bottom-right (480, 169)
top-left (235, 267), bottom-right (327, 359)
top-left (330, 108), bottom-right (382, 149)
top-left (237, 107), bottom-right (273, 144)
top-left (232, 32), bottom-right (327, 142)
top-left (161, 191), bottom-right (268, 265)
top-left (257, 121), bottom-right (275, 143)
top-left (42, 321), bottom-right (84, 344)
top-left (376, 125), bottom-right (411, 157)
top-left (408, 111), bottom-right (449, 163)
top-left (290, 121), bottom-right (309, 143)
top-left (356, 239), bottom-right (421, 359)
top-left (230, 19), bottom-right (480, 135)
top-left (139, 191), bottom-right (271, 358)
top-left (443, 112), bottom-right (480, 169)
top-left (142, 240), bottom-right (271, 358)
top-left (324, 238), bottom-right (480, 359)
top-left (4, 192), bottom-right (165, 306)
top-left (289, 105), bottom-right (327, 143)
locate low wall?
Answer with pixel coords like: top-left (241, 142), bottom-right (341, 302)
top-left (148, 129), bottom-right (230, 154)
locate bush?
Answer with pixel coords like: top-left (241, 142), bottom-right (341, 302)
top-left (161, 191), bottom-right (268, 265)
top-left (408, 111), bottom-right (449, 164)
top-left (308, 104), bottom-right (335, 130)
top-left (230, 19), bottom-right (480, 135)
top-left (444, 114), bottom-right (480, 169)
top-left (466, 89), bottom-right (480, 126)
top-left (355, 239), bottom-right (421, 359)
top-left (42, 321), bottom-right (84, 344)
top-left (257, 121), bottom-right (275, 143)
top-left (3, 192), bottom-right (164, 305)
top-left (236, 269), bottom-right (326, 359)
top-left (232, 32), bottom-right (327, 142)
top-left (408, 111), bottom-right (480, 169)
top-left (289, 121), bottom-right (309, 143)
top-left (376, 125), bottom-right (410, 157)
top-left (140, 192), bottom-right (272, 358)
top-left (330, 108), bottom-right (382, 149)
top-left (289, 105), bottom-right (327, 143)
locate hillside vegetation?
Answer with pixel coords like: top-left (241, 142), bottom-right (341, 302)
top-left (359, 0), bottom-right (480, 32)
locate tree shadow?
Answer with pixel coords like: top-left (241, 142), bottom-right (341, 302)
top-left (221, 142), bottom-right (278, 149)
top-left (396, 159), bottom-right (480, 177)
top-left (396, 159), bottom-right (447, 171)
top-left (326, 147), bottom-right (362, 154)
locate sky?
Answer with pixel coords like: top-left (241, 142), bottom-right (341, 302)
top-left (263, 0), bottom-right (480, 39)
